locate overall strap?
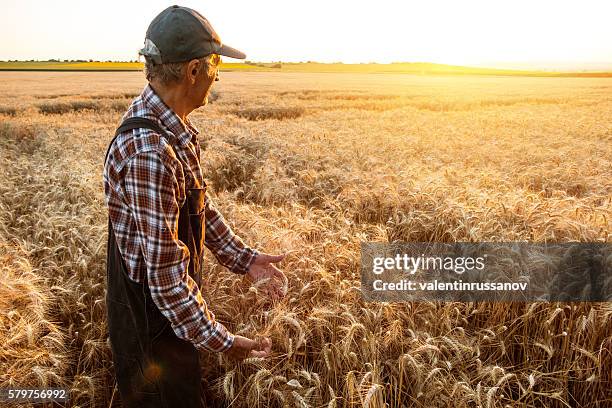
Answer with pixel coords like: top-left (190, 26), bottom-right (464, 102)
top-left (104, 116), bottom-right (172, 166)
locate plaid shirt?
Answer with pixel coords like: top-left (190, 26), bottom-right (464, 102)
top-left (103, 83), bottom-right (258, 353)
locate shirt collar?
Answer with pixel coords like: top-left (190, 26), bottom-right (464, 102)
top-left (141, 83), bottom-right (200, 146)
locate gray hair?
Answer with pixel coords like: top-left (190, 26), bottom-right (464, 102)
top-left (143, 55), bottom-right (215, 85)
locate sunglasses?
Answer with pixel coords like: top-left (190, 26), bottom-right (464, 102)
top-left (209, 54), bottom-right (221, 81)
top-left (209, 53), bottom-right (221, 67)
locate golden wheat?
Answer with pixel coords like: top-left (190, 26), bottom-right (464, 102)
top-left (0, 71), bottom-right (610, 407)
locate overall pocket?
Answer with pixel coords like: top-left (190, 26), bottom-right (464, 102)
top-left (186, 187), bottom-right (207, 256)
top-left (107, 298), bottom-right (141, 358)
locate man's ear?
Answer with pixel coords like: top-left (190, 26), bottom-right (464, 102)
top-left (186, 59), bottom-right (200, 85)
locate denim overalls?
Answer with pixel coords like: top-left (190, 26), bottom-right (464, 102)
top-left (104, 117), bottom-right (209, 407)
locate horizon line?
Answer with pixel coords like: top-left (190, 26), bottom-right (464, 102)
top-left (2, 59), bottom-right (612, 73)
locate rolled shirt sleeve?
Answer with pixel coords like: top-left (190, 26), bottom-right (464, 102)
top-left (204, 192), bottom-right (259, 275)
top-left (123, 148), bottom-right (234, 353)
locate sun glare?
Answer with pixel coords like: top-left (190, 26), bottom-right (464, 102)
top-left (1, 0), bottom-right (611, 70)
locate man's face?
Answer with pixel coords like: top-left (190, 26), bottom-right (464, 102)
top-left (191, 54), bottom-right (220, 108)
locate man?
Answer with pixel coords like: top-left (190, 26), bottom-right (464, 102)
top-left (102, 5), bottom-right (286, 407)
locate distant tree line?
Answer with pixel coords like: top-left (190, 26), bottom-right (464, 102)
top-left (244, 60), bottom-right (282, 68)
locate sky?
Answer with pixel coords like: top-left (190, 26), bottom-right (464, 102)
top-left (1, 0), bottom-right (611, 70)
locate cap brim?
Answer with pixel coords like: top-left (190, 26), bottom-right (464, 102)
top-left (218, 43), bottom-right (246, 59)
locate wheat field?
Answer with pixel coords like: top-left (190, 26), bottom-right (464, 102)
top-left (0, 71), bottom-right (610, 407)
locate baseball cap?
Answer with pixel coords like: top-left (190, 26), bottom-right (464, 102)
top-left (138, 5), bottom-right (246, 64)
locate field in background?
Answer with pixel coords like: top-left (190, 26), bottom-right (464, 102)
top-left (0, 71), bottom-right (610, 407)
top-left (2, 60), bottom-right (612, 77)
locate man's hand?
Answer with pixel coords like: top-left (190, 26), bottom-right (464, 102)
top-left (246, 252), bottom-right (288, 301)
top-left (223, 335), bottom-right (272, 360)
